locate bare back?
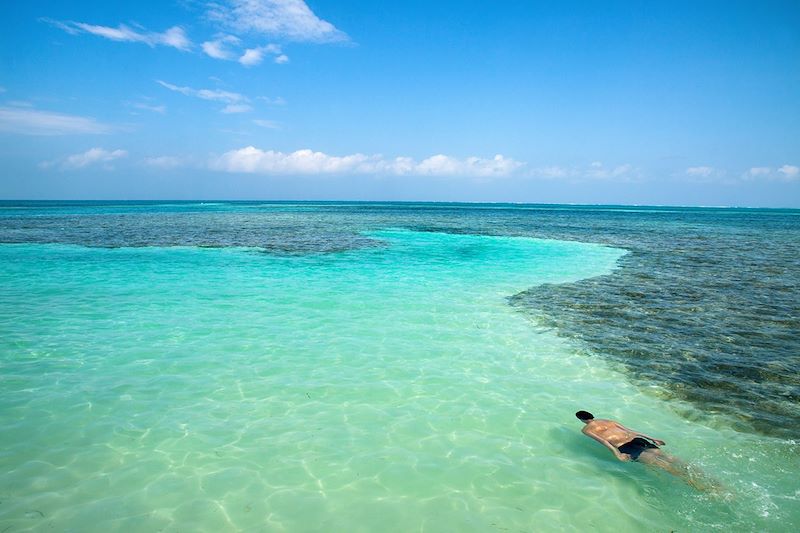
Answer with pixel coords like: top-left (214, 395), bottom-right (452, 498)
top-left (582, 419), bottom-right (639, 449)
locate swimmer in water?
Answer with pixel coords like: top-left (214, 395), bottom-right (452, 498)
top-left (576, 410), bottom-right (716, 492)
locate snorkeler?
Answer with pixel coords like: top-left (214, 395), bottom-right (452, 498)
top-left (576, 410), bottom-right (714, 491)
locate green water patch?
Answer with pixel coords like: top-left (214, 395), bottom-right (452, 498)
top-left (0, 231), bottom-right (798, 532)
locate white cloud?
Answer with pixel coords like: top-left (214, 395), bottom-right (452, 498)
top-left (0, 105), bottom-right (112, 135)
top-left (686, 166), bottom-right (715, 177)
top-left (128, 101), bottom-right (166, 114)
top-left (585, 163), bottom-right (635, 180)
top-left (212, 147), bottom-right (378, 174)
top-left (739, 165), bottom-right (800, 182)
top-left (415, 154), bottom-right (523, 177)
top-left (533, 166), bottom-right (570, 179)
top-left (239, 44), bottom-right (285, 66)
top-left (157, 80), bottom-right (269, 114)
top-left (221, 103), bottom-right (254, 114)
top-left (45, 19), bottom-right (191, 51)
top-left (239, 47), bottom-right (265, 66)
top-left (530, 162), bottom-right (639, 181)
top-left (253, 119), bottom-right (280, 129)
top-left (257, 96), bottom-right (287, 105)
top-left (144, 155), bottom-right (187, 169)
top-left (43, 6), bottom-right (323, 68)
top-left (207, 0), bottom-right (349, 43)
top-left (160, 26), bottom-right (192, 50)
top-left (745, 167), bottom-right (771, 178)
top-left (742, 166), bottom-right (798, 181)
top-left (778, 165), bottom-right (799, 181)
top-left (683, 166), bottom-right (727, 182)
top-left (54, 147), bottom-right (128, 169)
top-left (157, 80), bottom-right (247, 104)
top-left (201, 35), bottom-right (240, 60)
top-left (201, 36), bottom-right (286, 66)
top-left (210, 146), bottom-right (525, 178)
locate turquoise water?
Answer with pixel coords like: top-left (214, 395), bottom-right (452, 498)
top-left (1, 204), bottom-right (799, 531)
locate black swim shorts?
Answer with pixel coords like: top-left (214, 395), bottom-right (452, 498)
top-left (618, 437), bottom-right (658, 461)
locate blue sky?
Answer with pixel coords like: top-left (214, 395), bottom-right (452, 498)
top-left (1, 0), bottom-right (798, 206)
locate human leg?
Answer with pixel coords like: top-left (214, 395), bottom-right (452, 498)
top-left (636, 449), bottom-right (717, 492)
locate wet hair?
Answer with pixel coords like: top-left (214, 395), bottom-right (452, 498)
top-left (575, 411), bottom-right (594, 421)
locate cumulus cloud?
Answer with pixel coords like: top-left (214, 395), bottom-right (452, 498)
top-left (686, 166), bottom-right (715, 177)
top-left (44, 19), bottom-right (191, 51)
top-left (742, 166), bottom-right (799, 182)
top-left (239, 47), bottom-right (266, 66)
top-left (201, 36), bottom-right (287, 65)
top-left (207, 0), bottom-right (348, 43)
top-left (683, 166), bottom-right (727, 182)
top-left (239, 44), bottom-right (285, 66)
top-left (210, 146), bottom-right (524, 178)
top-left (415, 154), bottom-right (524, 177)
top-left (778, 165), bottom-right (799, 181)
top-left (745, 167), bottom-right (771, 178)
top-left (159, 27), bottom-right (191, 50)
top-left (212, 147), bottom-right (377, 174)
top-left (0, 105), bottom-right (113, 135)
top-left (201, 35), bottom-right (240, 59)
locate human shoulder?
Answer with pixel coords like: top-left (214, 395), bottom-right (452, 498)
top-left (587, 418), bottom-right (616, 428)
top-left (582, 419), bottom-right (610, 435)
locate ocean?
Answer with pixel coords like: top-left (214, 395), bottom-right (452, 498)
top-left (1, 201), bottom-right (798, 531)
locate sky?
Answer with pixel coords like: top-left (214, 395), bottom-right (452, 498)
top-left (0, 0), bottom-right (799, 206)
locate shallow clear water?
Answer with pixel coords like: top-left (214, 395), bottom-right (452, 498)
top-left (1, 202), bottom-right (798, 531)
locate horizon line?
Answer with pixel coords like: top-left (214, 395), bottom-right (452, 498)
top-left (1, 199), bottom-right (799, 210)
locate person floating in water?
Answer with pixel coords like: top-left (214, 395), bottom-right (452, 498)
top-left (576, 410), bottom-right (716, 492)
